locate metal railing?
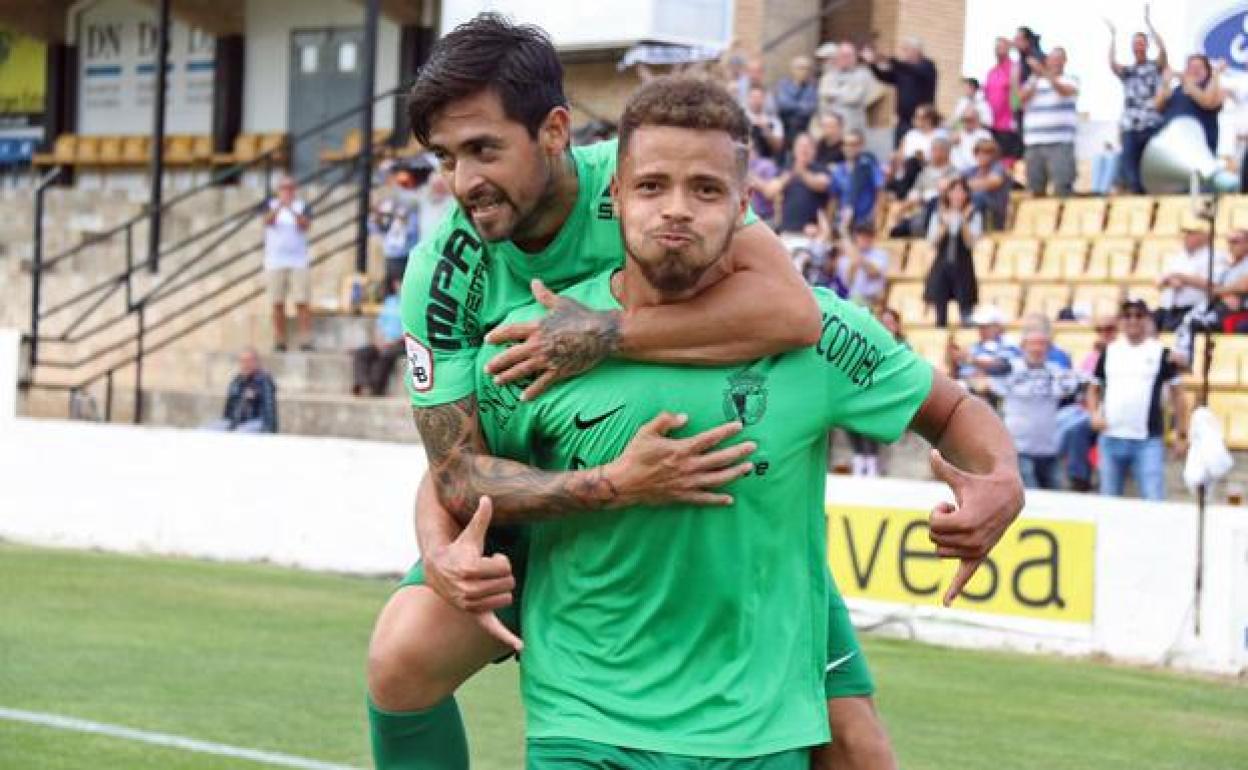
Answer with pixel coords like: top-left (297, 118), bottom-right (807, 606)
top-left (24, 86), bottom-right (408, 422)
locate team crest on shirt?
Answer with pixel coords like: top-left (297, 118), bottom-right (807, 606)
top-left (722, 370), bottom-right (768, 425)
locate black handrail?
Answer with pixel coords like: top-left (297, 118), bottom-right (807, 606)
top-left (36, 160), bottom-right (361, 353)
top-left (24, 87), bottom-right (406, 423)
top-left (33, 176), bottom-right (362, 372)
top-left (37, 84), bottom-right (405, 274)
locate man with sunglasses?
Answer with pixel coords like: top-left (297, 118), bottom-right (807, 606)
top-left (1086, 298), bottom-right (1189, 500)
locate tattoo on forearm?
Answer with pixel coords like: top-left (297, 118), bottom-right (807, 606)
top-left (412, 397), bottom-right (621, 523)
top-left (540, 298), bottom-right (621, 378)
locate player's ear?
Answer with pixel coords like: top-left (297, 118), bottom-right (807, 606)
top-left (539, 106), bottom-right (571, 156)
top-left (609, 174), bottom-right (624, 218)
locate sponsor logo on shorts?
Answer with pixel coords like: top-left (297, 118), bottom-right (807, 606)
top-left (405, 333), bottom-right (434, 392)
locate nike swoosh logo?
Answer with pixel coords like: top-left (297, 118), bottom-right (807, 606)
top-left (825, 651), bottom-right (858, 673)
top-left (573, 405), bottom-right (625, 430)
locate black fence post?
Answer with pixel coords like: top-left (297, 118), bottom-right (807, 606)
top-left (355, 0), bottom-right (380, 274)
top-left (134, 303), bottom-right (146, 424)
top-left (146, 0), bottom-right (171, 274)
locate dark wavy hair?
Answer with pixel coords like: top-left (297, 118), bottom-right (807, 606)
top-left (617, 77), bottom-right (750, 178)
top-left (406, 13), bottom-right (567, 146)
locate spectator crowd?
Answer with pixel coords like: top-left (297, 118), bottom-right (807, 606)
top-left (675, 8), bottom-right (1246, 498)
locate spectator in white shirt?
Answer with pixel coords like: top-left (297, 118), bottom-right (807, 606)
top-left (1020, 46), bottom-right (1080, 197)
top-left (1086, 298), bottom-right (1189, 500)
top-left (1157, 219), bottom-right (1229, 331)
top-left (950, 106), bottom-right (995, 172)
top-left (262, 176), bottom-right (313, 352)
top-left (951, 77), bottom-right (993, 130)
top-left (837, 219), bottom-right (889, 306)
top-left (899, 103), bottom-right (947, 161)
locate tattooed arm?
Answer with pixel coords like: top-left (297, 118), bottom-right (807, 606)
top-left (414, 397), bottom-right (753, 526)
top-left (486, 223), bottom-right (821, 398)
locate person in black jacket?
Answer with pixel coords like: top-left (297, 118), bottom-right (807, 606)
top-left (863, 37), bottom-right (938, 148)
top-left (924, 178), bottom-right (981, 328)
top-left (203, 348), bottom-right (278, 433)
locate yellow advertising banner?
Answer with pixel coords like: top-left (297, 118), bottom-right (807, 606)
top-left (827, 504), bottom-right (1096, 624)
top-left (0, 30), bottom-right (46, 116)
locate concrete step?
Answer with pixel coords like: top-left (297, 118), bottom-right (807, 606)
top-left (166, 347), bottom-right (406, 397)
top-left (141, 388), bottom-right (415, 443)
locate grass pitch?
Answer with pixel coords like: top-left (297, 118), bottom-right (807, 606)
top-left (1, 543), bottom-right (1245, 769)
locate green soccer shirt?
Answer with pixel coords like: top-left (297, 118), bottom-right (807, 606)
top-left (400, 139), bottom-right (623, 405)
top-left (476, 273), bottom-right (933, 758)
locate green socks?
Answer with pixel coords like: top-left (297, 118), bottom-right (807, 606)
top-left (368, 696), bottom-right (469, 770)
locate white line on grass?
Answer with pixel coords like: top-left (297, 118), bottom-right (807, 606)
top-left (0, 707), bottom-right (363, 770)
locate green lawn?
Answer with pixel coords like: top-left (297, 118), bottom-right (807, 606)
top-left (1, 543), bottom-right (1244, 769)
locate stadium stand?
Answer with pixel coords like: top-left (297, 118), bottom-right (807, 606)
top-left (882, 193), bottom-right (1248, 456)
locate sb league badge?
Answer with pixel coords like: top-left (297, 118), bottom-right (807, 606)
top-left (722, 370), bottom-right (768, 425)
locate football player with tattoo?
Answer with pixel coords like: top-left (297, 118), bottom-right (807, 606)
top-left (366, 15), bottom-right (1022, 770)
top-left (469, 75), bottom-right (1023, 770)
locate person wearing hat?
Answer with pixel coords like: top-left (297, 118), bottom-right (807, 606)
top-left (1156, 214), bottom-right (1229, 331)
top-left (1086, 298), bottom-right (1189, 500)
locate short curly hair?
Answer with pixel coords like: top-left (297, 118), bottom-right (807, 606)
top-left (617, 77), bottom-right (750, 179)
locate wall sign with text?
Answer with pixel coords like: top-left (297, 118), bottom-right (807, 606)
top-left (827, 505), bottom-right (1096, 624)
top-left (78, 0), bottom-right (214, 136)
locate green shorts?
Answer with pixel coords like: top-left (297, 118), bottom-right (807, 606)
top-left (824, 572), bottom-right (875, 698)
top-left (526, 738), bottom-right (808, 769)
top-left (398, 535), bottom-right (873, 697)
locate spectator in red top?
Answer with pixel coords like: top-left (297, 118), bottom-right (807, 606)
top-left (984, 37), bottom-right (1022, 163)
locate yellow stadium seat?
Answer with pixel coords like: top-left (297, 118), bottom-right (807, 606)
top-left (1013, 198), bottom-right (1060, 236)
top-left (1208, 349), bottom-right (1241, 387)
top-left (994, 237), bottom-right (1039, 280)
top-left (979, 283), bottom-right (1022, 320)
top-left (904, 328), bottom-right (950, 369)
top-left (1072, 284), bottom-right (1124, 319)
top-left (1136, 238), bottom-right (1180, 280)
top-left (75, 135), bottom-right (101, 165)
top-left (1080, 240), bottom-right (1112, 281)
top-left (1095, 237), bottom-right (1137, 281)
top-left (1054, 329), bottom-right (1095, 366)
top-left (120, 136), bottom-right (148, 166)
top-left (1104, 196), bottom-right (1155, 236)
top-left (1153, 196), bottom-right (1196, 236)
top-left (1216, 195), bottom-right (1248, 233)
top-left (1022, 283), bottom-right (1071, 319)
top-left (887, 281), bottom-right (929, 325)
top-left (1044, 237), bottom-right (1088, 281)
top-left (1058, 198), bottom-right (1107, 236)
top-left (900, 239), bottom-right (932, 280)
top-left (97, 135), bottom-right (122, 165)
top-left (1209, 393), bottom-right (1248, 450)
top-left (973, 237), bottom-right (996, 279)
top-left (878, 239), bottom-right (908, 277)
top-left (1125, 284), bottom-right (1160, 308)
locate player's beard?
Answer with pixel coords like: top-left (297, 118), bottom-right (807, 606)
top-left (633, 226), bottom-right (733, 297)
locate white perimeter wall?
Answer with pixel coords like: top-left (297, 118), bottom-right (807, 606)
top-left (1, 330), bottom-right (1244, 675)
top-left (242, 0), bottom-right (401, 134)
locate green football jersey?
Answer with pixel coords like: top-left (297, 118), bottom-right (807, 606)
top-left (476, 273), bottom-right (933, 758)
top-left (400, 139), bottom-right (623, 406)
